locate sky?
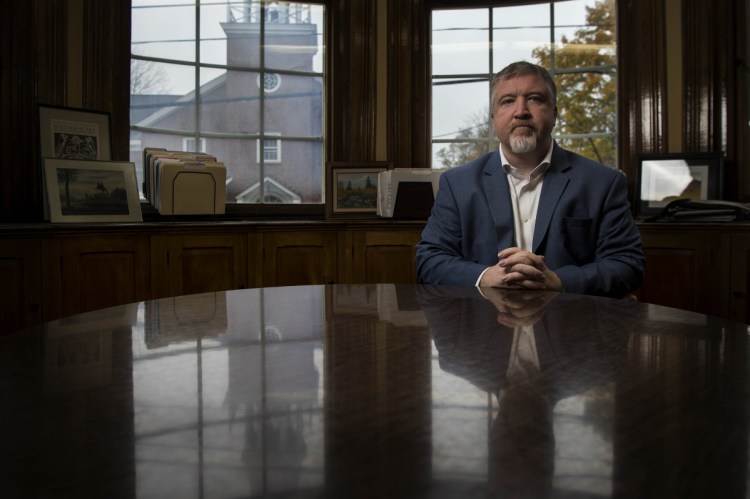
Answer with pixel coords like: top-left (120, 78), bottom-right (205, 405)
top-left (431, 1), bottom-right (594, 139)
top-left (131, 0), bottom-right (325, 95)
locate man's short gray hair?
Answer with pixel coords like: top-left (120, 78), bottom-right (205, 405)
top-left (490, 61), bottom-right (557, 109)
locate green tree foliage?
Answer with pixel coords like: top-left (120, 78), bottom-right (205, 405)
top-left (534, 0), bottom-right (617, 166)
top-left (435, 0), bottom-right (617, 168)
top-left (436, 107), bottom-right (497, 168)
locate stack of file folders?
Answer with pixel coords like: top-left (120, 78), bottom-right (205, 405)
top-left (143, 147), bottom-right (227, 215)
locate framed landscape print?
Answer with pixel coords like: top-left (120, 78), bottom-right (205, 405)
top-left (43, 159), bottom-right (142, 223)
top-left (326, 162), bottom-right (389, 218)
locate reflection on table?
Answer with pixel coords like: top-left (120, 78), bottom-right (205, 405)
top-left (1, 284), bottom-right (748, 498)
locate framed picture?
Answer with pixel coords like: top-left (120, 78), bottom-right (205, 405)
top-left (326, 162), bottom-right (389, 217)
top-left (633, 152), bottom-right (724, 219)
top-left (43, 303), bottom-right (138, 394)
top-left (38, 105), bottom-right (112, 219)
top-left (43, 159), bottom-right (143, 223)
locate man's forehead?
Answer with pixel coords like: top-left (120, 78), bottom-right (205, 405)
top-left (496, 73), bottom-right (548, 93)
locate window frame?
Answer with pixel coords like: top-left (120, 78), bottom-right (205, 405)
top-left (429, 0), bottom-right (618, 170)
top-left (130, 0), bottom-right (327, 219)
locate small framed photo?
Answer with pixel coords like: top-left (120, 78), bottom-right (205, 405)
top-left (633, 152), bottom-right (724, 219)
top-left (38, 105), bottom-right (112, 219)
top-left (326, 162), bottom-right (389, 217)
top-left (43, 159), bottom-right (143, 223)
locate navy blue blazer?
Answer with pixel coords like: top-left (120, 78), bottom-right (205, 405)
top-left (416, 144), bottom-right (645, 298)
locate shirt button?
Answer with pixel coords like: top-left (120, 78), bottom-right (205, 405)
top-left (523, 218), bottom-right (529, 223)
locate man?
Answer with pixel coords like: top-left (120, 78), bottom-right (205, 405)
top-left (416, 61), bottom-right (644, 298)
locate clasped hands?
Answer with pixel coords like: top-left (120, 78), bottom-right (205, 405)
top-left (479, 247), bottom-right (563, 292)
top-left (481, 286), bottom-right (559, 327)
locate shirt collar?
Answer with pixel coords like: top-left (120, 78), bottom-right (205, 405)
top-left (500, 140), bottom-right (554, 180)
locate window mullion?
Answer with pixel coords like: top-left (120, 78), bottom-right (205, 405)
top-left (195, 1), bottom-right (201, 151)
top-left (549, 2), bottom-right (555, 75)
top-left (487, 7), bottom-right (495, 148)
top-left (259, 1), bottom-right (266, 203)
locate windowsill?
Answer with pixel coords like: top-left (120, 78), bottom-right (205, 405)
top-left (139, 202), bottom-right (326, 222)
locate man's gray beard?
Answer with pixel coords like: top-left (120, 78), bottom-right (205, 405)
top-left (509, 131), bottom-right (537, 154)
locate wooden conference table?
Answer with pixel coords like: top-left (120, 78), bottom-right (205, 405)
top-left (2, 284), bottom-right (749, 498)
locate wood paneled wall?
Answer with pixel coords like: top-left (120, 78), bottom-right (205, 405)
top-left (682, 0), bottom-right (746, 201)
top-left (617, 0), bottom-right (746, 200)
top-left (1, 0), bottom-right (748, 222)
top-left (0, 0), bottom-right (130, 223)
top-left (327, 0), bottom-right (379, 162)
top-left (81, 1), bottom-right (131, 163)
top-left (617, 0), bottom-right (668, 171)
top-left (386, 0), bottom-right (431, 169)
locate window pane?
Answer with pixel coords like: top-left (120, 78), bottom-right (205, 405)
top-left (556, 135), bottom-right (616, 167)
top-left (199, 1), bottom-right (229, 66)
top-left (199, 68), bottom-right (254, 135)
top-left (131, 60), bottom-right (197, 101)
top-left (432, 80), bottom-right (489, 140)
top-left (554, 0), bottom-right (589, 45)
top-left (553, 0), bottom-right (616, 69)
top-left (264, 75), bottom-right (323, 138)
top-left (131, 62), bottom-right (197, 131)
top-left (214, 138), bottom-right (256, 203)
top-left (269, 140), bottom-right (323, 203)
top-left (222, 138), bottom-right (322, 204)
top-left (132, 1), bottom-right (196, 63)
top-left (492, 4), bottom-right (550, 70)
top-left (223, 12), bottom-right (262, 67)
top-left (432, 9), bottom-right (489, 75)
top-left (432, 1), bottom-right (617, 169)
top-left (433, 140), bottom-right (496, 170)
top-left (265, 4), bottom-right (325, 73)
top-left (131, 1), bottom-right (325, 205)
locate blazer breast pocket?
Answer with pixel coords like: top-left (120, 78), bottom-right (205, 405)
top-left (558, 217), bottom-right (595, 262)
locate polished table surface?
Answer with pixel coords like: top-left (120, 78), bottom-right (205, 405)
top-left (2, 284), bottom-right (749, 498)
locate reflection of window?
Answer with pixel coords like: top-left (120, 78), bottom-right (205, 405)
top-left (130, 1), bottom-right (325, 209)
top-left (431, 0), bottom-right (617, 169)
top-left (257, 136), bottom-right (281, 163)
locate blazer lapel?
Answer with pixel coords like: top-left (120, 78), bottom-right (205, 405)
top-left (482, 153), bottom-right (515, 250)
top-left (532, 144), bottom-right (571, 252)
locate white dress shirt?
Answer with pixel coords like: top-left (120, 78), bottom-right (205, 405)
top-left (475, 142), bottom-right (554, 286)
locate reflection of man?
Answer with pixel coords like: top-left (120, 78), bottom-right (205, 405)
top-left (416, 285), bottom-right (632, 495)
top-left (481, 287), bottom-right (559, 494)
